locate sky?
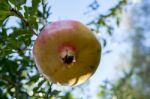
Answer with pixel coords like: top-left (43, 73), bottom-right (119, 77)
top-left (49, 0), bottom-right (118, 23)
top-left (48, 0), bottom-right (129, 98)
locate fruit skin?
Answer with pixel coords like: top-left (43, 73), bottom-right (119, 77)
top-left (33, 20), bottom-right (101, 86)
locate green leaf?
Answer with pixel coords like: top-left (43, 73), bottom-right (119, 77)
top-left (32, 0), bottom-right (40, 15)
top-left (10, 0), bottom-right (26, 10)
top-left (51, 90), bottom-right (60, 96)
top-left (38, 80), bottom-right (45, 87)
top-left (0, 81), bottom-right (6, 86)
top-left (0, 1), bottom-right (11, 26)
top-left (33, 80), bottom-right (46, 92)
top-left (61, 92), bottom-right (74, 99)
top-left (0, 0), bottom-right (9, 11)
top-left (97, 91), bottom-right (105, 97)
top-left (24, 6), bottom-right (32, 18)
top-left (30, 75), bottom-right (40, 82)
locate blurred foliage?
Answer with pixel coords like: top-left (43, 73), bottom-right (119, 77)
top-left (0, 0), bottom-right (127, 99)
top-left (87, 0), bottom-right (128, 53)
top-left (97, 0), bottom-right (150, 99)
top-left (88, 0), bottom-right (127, 35)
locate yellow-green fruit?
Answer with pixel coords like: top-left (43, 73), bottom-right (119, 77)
top-left (33, 20), bottom-right (101, 86)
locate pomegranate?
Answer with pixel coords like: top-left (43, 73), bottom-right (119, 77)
top-left (33, 20), bottom-right (101, 86)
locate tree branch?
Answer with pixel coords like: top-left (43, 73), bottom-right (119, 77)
top-left (10, 8), bottom-right (38, 36)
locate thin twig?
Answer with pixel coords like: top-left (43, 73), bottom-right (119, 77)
top-left (10, 8), bottom-right (38, 36)
top-left (46, 82), bottom-right (53, 99)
